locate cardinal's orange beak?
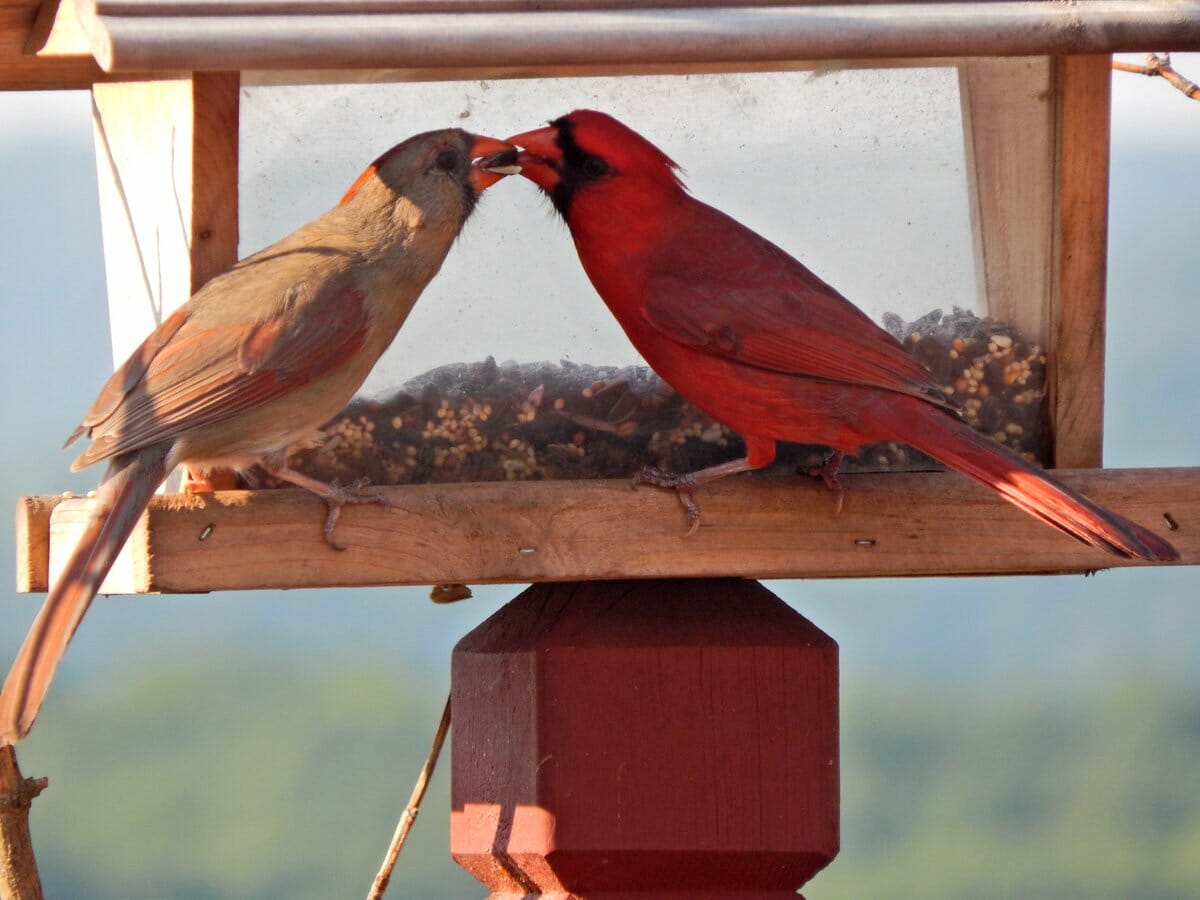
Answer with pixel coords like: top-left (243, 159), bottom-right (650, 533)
top-left (503, 125), bottom-right (564, 191)
top-left (468, 135), bottom-right (519, 192)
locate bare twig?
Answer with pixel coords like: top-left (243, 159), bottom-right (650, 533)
top-left (1112, 53), bottom-right (1200, 101)
top-left (0, 745), bottom-right (47, 900)
top-left (367, 694), bottom-right (452, 900)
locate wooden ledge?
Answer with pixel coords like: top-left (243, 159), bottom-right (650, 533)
top-left (14, 467), bottom-right (1196, 595)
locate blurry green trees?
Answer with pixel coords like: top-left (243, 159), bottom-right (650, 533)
top-left (15, 660), bottom-right (1200, 899)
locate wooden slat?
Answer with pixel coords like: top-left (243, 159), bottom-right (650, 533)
top-left (186, 71), bottom-right (239, 291)
top-left (90, 72), bottom-right (241, 488)
top-left (958, 57), bottom-right (1055, 347)
top-left (0, 3), bottom-right (92, 88)
top-left (91, 73), bottom-right (239, 365)
top-left (29, 0), bottom-right (91, 58)
top-left (1048, 54), bottom-right (1112, 468)
top-left (0, 0), bottom-right (172, 89)
top-left (14, 495), bottom-right (65, 593)
top-left (16, 467), bottom-right (1195, 595)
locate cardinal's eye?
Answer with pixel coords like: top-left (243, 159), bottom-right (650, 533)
top-left (581, 155), bottom-right (610, 178)
top-left (434, 149), bottom-right (460, 172)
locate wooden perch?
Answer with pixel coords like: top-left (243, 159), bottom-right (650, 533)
top-left (13, 468), bottom-right (1196, 595)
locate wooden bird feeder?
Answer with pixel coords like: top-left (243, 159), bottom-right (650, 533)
top-left (4, 1), bottom-right (1198, 897)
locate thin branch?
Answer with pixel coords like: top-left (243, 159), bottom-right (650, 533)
top-left (1112, 53), bottom-right (1200, 101)
top-left (0, 745), bottom-right (47, 900)
top-left (367, 694), bottom-right (452, 900)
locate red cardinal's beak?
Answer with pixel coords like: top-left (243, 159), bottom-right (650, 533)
top-left (504, 125), bottom-right (564, 192)
top-left (468, 135), bottom-right (519, 192)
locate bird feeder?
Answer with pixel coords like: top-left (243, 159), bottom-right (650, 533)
top-left (5, 1), bottom-right (1199, 897)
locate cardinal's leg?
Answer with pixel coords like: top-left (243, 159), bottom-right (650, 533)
top-left (634, 435), bottom-right (776, 535)
top-left (266, 464), bottom-right (390, 551)
top-left (804, 449), bottom-right (845, 514)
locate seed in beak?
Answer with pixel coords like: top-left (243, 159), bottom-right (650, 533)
top-left (476, 147), bottom-right (522, 175)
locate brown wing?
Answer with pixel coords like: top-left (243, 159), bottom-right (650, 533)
top-left (640, 200), bottom-right (946, 403)
top-left (70, 279), bottom-right (371, 470)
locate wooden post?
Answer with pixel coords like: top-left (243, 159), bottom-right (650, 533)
top-left (90, 73), bottom-right (239, 365)
top-left (1048, 54), bottom-right (1112, 469)
top-left (958, 57), bottom-right (1055, 348)
top-left (451, 579), bottom-right (839, 898)
top-left (86, 71), bottom-right (240, 507)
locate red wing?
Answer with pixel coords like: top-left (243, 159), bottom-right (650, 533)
top-left (71, 283), bottom-right (371, 469)
top-left (640, 203), bottom-right (945, 402)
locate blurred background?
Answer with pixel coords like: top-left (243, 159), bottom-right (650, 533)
top-left (1, 55), bottom-right (1197, 899)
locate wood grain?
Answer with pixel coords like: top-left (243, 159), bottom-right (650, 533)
top-left (958, 57), bottom-right (1056, 348)
top-left (0, 0), bottom-right (171, 89)
top-left (16, 467), bottom-right (1195, 595)
top-left (14, 495), bottom-right (65, 594)
top-left (1049, 55), bottom-right (1112, 469)
top-left (91, 73), bottom-right (240, 366)
top-left (187, 71), bottom-right (239, 292)
top-left (90, 72), bottom-right (240, 488)
top-left (451, 579), bottom-right (839, 894)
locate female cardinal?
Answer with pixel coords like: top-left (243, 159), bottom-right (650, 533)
top-left (0, 129), bottom-right (515, 744)
top-left (503, 109), bottom-right (1177, 562)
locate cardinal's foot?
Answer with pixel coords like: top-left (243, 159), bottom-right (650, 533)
top-left (316, 477), bottom-right (389, 551)
top-left (632, 466), bottom-right (703, 536)
top-left (267, 465), bottom-right (390, 550)
top-left (804, 450), bottom-right (845, 515)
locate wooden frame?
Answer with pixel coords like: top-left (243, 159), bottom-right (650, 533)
top-left (15, 469), bottom-right (1197, 595)
top-left (9, 52), bottom-right (1195, 594)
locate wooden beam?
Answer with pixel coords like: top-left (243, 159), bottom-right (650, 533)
top-left (1048, 55), bottom-right (1112, 468)
top-left (0, 0), bottom-right (172, 89)
top-left (14, 495), bottom-right (65, 594)
top-left (90, 72), bottom-right (240, 489)
top-left (15, 467), bottom-right (1195, 595)
top-left (25, 0), bottom-right (87, 58)
top-left (90, 72), bottom-right (239, 366)
top-left (958, 57), bottom-right (1055, 347)
top-left (0, 2), bottom-right (90, 88)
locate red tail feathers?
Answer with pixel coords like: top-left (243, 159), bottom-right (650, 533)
top-left (869, 398), bottom-right (1178, 562)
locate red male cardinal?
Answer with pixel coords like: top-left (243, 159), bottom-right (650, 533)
top-left (0, 129), bottom-right (515, 744)
top-left (503, 110), bottom-right (1177, 561)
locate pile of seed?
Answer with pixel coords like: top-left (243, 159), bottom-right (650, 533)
top-left (260, 307), bottom-right (1047, 487)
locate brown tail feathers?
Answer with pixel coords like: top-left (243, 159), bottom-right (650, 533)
top-left (0, 443), bottom-right (172, 744)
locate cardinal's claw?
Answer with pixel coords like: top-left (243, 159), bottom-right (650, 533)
top-left (318, 477), bottom-right (390, 551)
top-left (632, 466), bottom-right (703, 535)
top-left (805, 450), bottom-right (846, 515)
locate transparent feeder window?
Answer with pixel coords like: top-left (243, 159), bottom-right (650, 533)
top-left (239, 64), bottom-right (1051, 487)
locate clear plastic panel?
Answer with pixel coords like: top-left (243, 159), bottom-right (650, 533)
top-left (239, 64), bottom-right (1050, 485)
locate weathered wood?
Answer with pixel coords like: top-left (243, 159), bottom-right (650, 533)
top-left (90, 72), bottom-right (239, 488)
top-left (0, 0), bottom-right (171, 89)
top-left (1048, 55), bottom-right (1111, 468)
top-left (958, 57), bottom-right (1055, 347)
top-left (13, 495), bottom-right (65, 594)
top-left (16, 467), bottom-right (1194, 594)
top-left (26, 0), bottom-right (85, 57)
top-left (90, 72), bottom-right (239, 366)
top-left (451, 579), bottom-right (839, 897)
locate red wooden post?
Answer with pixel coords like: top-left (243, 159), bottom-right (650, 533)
top-left (451, 578), bottom-right (839, 898)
